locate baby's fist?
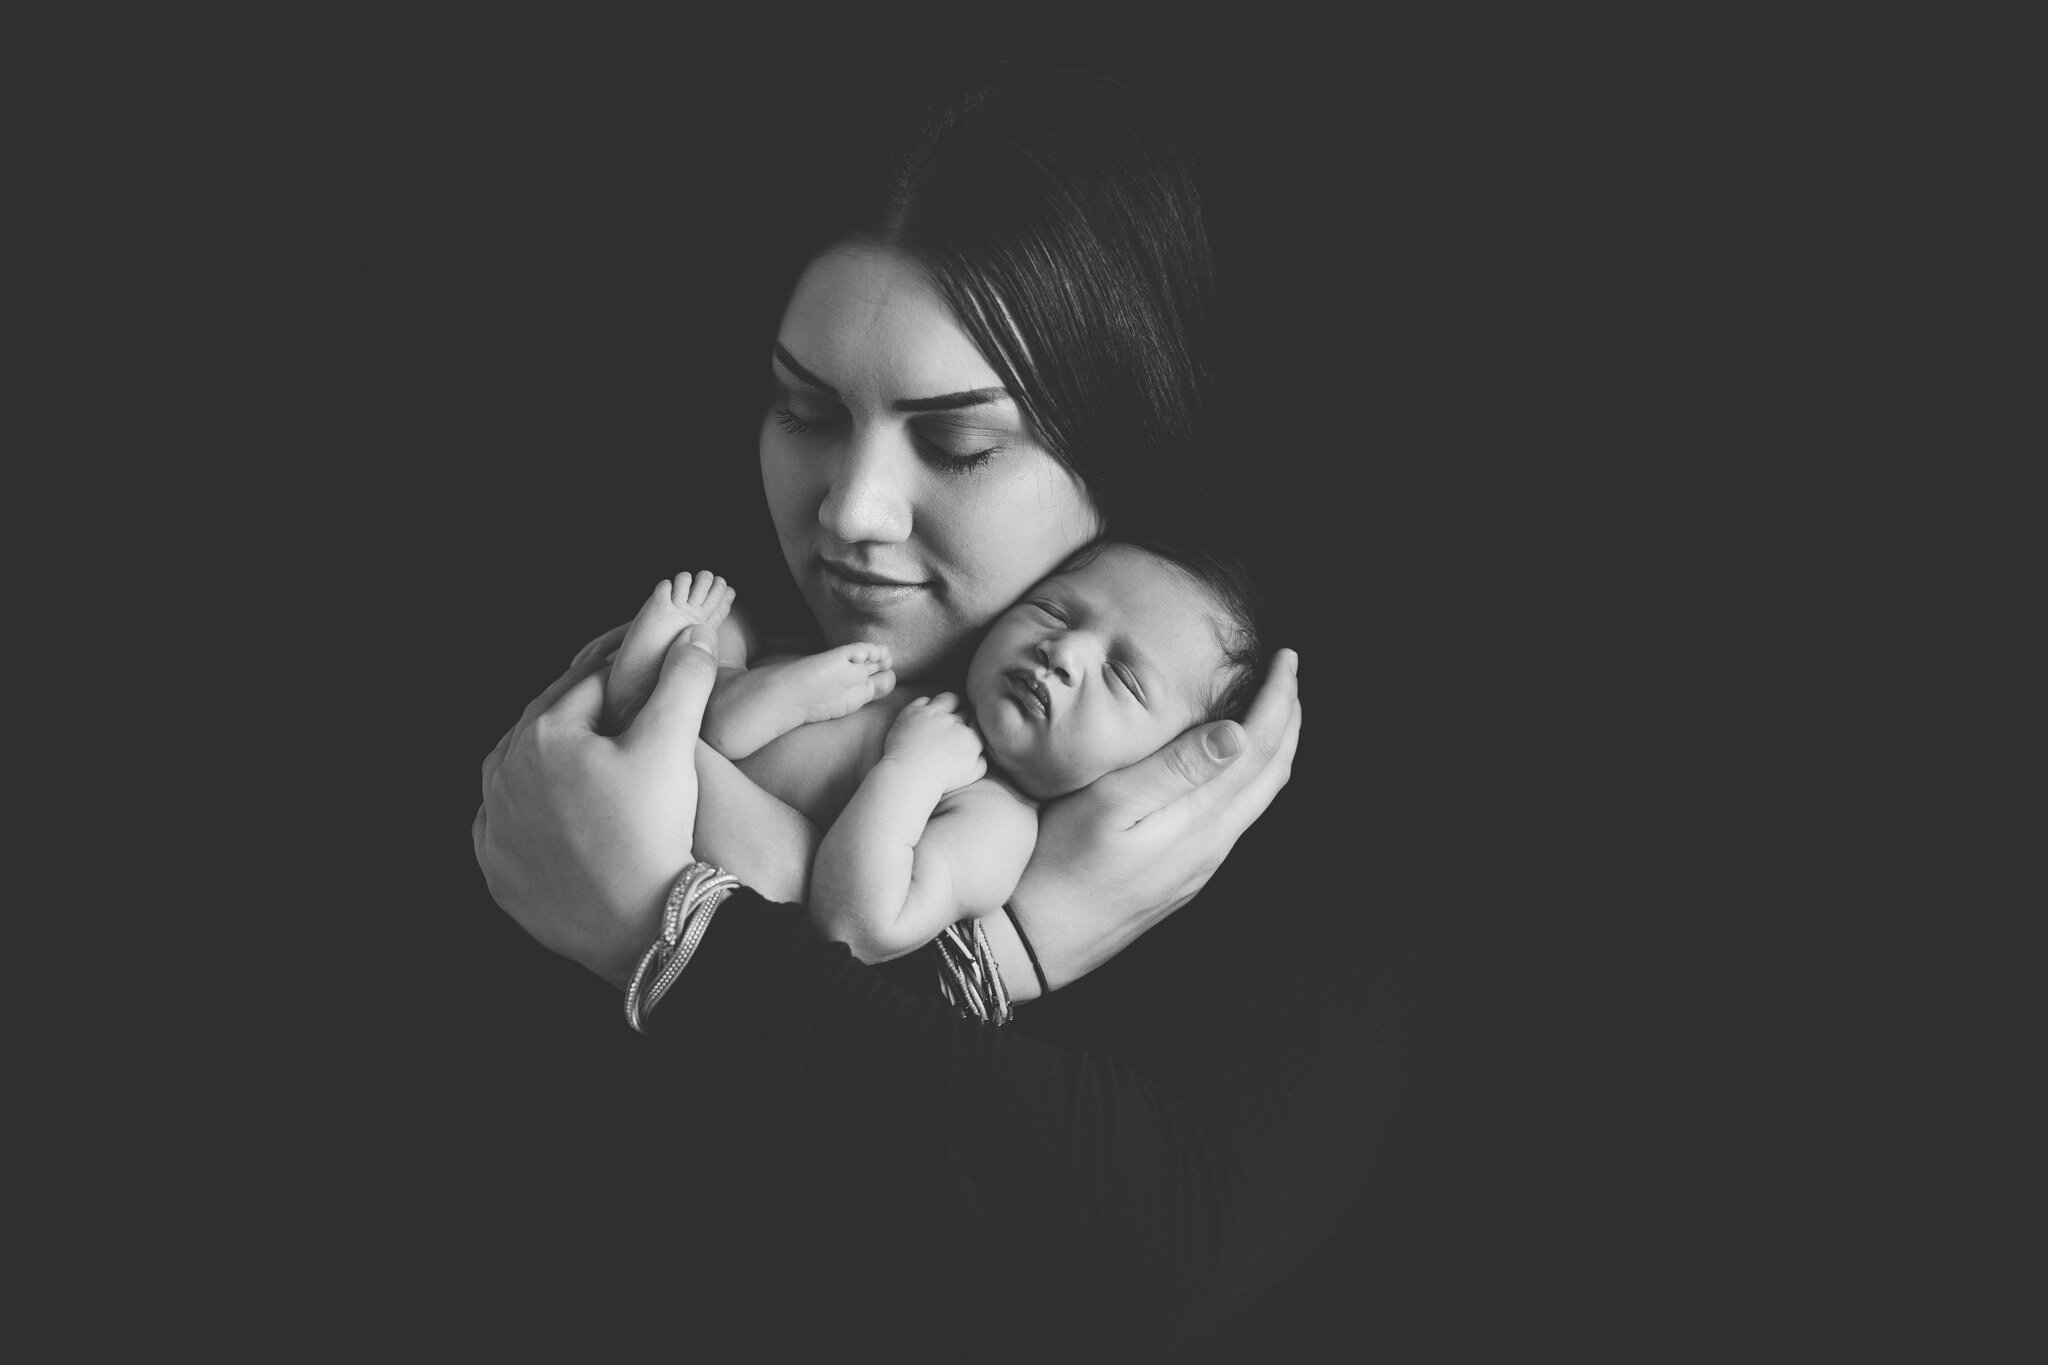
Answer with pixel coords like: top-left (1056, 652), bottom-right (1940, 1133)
top-left (885, 693), bottom-right (986, 793)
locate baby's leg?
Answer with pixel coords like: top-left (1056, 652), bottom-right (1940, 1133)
top-left (604, 571), bottom-right (734, 733)
top-left (703, 645), bottom-right (895, 759)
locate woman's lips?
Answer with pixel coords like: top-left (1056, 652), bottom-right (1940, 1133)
top-left (819, 559), bottom-right (928, 610)
top-left (1005, 668), bottom-right (1050, 721)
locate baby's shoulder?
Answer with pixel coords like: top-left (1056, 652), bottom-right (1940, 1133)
top-left (936, 771), bottom-right (1041, 828)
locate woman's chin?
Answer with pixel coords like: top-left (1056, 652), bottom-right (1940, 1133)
top-left (803, 581), bottom-right (978, 686)
top-left (814, 614), bottom-right (931, 680)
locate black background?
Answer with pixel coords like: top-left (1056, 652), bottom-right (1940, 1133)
top-left (283, 15), bottom-right (2013, 1356)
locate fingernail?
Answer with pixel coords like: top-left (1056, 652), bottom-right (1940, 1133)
top-left (1204, 725), bottom-right (1243, 761)
top-left (683, 625), bottom-right (716, 653)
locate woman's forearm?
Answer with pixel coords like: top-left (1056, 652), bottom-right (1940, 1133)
top-left (693, 740), bottom-right (818, 904)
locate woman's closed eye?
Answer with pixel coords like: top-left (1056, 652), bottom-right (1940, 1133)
top-left (771, 401), bottom-right (1000, 474)
top-left (910, 415), bottom-right (1004, 476)
top-left (771, 396), bottom-right (845, 436)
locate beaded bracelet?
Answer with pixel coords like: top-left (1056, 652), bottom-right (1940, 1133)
top-left (624, 861), bottom-right (740, 1033)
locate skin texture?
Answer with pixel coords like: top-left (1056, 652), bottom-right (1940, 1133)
top-left (477, 629), bottom-right (1299, 990)
top-left (968, 545), bottom-right (1231, 800)
top-left (473, 624), bottom-right (720, 989)
top-left (475, 239), bottom-right (1304, 991)
top-left (762, 243), bottom-right (1104, 686)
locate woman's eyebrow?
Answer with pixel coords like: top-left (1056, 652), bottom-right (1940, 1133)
top-left (772, 343), bottom-right (838, 394)
top-left (894, 387), bottom-right (1011, 413)
top-left (773, 342), bottom-right (1009, 412)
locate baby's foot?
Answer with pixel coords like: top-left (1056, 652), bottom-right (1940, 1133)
top-left (703, 643), bottom-right (895, 759)
top-left (605, 570), bottom-right (735, 733)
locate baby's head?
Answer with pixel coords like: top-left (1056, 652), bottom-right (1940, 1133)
top-left (966, 541), bottom-right (1272, 800)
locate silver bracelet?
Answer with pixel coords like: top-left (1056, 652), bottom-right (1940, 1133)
top-left (933, 916), bottom-right (1012, 1027)
top-left (624, 861), bottom-right (741, 1033)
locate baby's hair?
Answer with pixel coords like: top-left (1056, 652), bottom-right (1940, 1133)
top-left (1053, 538), bottom-right (1275, 723)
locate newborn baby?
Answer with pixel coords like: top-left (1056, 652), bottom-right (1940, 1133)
top-left (603, 541), bottom-right (1270, 983)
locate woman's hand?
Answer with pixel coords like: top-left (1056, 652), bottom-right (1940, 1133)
top-left (472, 623), bottom-right (722, 989)
top-left (1010, 649), bottom-right (1301, 989)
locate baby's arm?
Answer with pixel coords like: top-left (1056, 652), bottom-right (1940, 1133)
top-left (811, 695), bottom-right (1038, 963)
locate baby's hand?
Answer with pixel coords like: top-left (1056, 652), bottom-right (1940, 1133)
top-left (884, 693), bottom-right (987, 794)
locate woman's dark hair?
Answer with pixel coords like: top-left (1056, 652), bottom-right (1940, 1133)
top-left (768, 64), bottom-right (1221, 546)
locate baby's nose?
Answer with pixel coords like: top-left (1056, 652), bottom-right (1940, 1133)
top-left (1036, 634), bottom-right (1092, 685)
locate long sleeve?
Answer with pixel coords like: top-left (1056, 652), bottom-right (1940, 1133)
top-left (645, 701), bottom-right (1457, 1357)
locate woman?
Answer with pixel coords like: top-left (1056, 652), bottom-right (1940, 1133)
top-left (475, 67), bottom-right (1454, 1357)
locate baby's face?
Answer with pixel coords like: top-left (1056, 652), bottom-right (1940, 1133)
top-left (967, 544), bottom-right (1228, 800)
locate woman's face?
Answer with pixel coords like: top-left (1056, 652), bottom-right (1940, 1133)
top-left (760, 243), bottom-right (1102, 682)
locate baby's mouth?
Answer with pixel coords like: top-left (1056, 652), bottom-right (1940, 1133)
top-left (1005, 668), bottom-right (1051, 722)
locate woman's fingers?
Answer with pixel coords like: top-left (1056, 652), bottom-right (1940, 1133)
top-left (1092, 719), bottom-right (1251, 829)
top-left (540, 669), bottom-right (609, 738)
top-left (573, 623), bottom-right (631, 672)
top-left (484, 624), bottom-right (631, 779)
top-left (1244, 648), bottom-right (1299, 737)
top-left (1094, 649), bottom-right (1300, 830)
top-left (624, 624), bottom-right (720, 760)
top-left (1170, 649), bottom-right (1300, 828)
top-left (1199, 692), bottom-right (1300, 835)
top-left (521, 624), bottom-right (630, 731)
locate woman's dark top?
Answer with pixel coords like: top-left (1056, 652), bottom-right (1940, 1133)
top-left (631, 698), bottom-right (1457, 1361)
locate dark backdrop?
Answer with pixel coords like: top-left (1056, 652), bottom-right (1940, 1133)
top-left (302, 20), bottom-right (1998, 1356)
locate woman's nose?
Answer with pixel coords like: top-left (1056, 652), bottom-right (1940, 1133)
top-left (817, 427), bottom-right (913, 546)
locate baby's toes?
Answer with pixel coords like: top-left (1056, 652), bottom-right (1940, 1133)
top-left (866, 667), bottom-right (896, 700)
top-left (704, 577), bottom-right (735, 626)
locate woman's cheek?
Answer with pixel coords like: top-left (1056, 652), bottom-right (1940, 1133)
top-left (758, 425), bottom-right (816, 540)
top-left (939, 493), bottom-right (1048, 619)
